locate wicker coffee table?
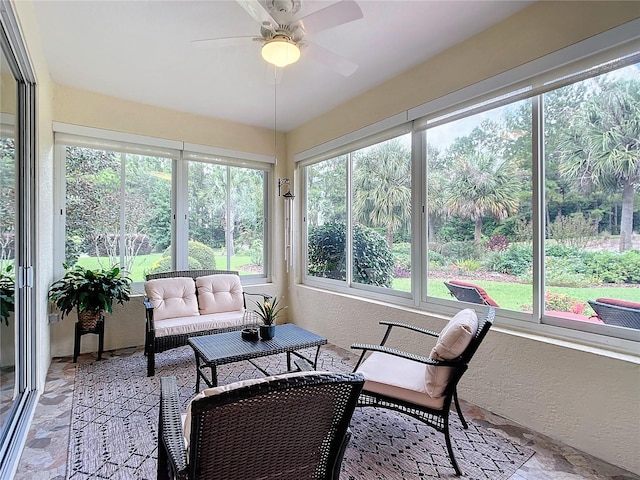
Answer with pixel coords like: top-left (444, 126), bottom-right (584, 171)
top-left (187, 324), bottom-right (328, 390)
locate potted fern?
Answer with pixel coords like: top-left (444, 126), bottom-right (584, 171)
top-left (49, 264), bottom-right (131, 330)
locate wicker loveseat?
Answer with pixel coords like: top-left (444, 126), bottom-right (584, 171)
top-left (144, 269), bottom-right (269, 376)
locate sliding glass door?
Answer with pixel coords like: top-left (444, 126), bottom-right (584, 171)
top-left (0, 0), bottom-right (37, 476)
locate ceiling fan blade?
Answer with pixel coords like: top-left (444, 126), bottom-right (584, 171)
top-left (191, 36), bottom-right (256, 48)
top-left (299, 0), bottom-right (363, 35)
top-left (305, 42), bottom-right (358, 76)
top-left (235, 0), bottom-right (278, 30)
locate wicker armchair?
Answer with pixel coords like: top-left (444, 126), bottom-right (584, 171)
top-left (158, 372), bottom-right (365, 480)
top-left (145, 270), bottom-right (270, 376)
top-left (351, 307), bottom-right (494, 476)
top-left (588, 299), bottom-right (640, 329)
top-left (444, 280), bottom-right (500, 307)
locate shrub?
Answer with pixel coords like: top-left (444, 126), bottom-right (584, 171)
top-left (487, 244), bottom-right (532, 276)
top-left (163, 240), bottom-right (217, 270)
top-left (440, 241), bottom-right (482, 262)
top-left (545, 244), bottom-right (581, 258)
top-left (248, 239), bottom-right (263, 266)
top-left (582, 250), bottom-right (640, 284)
top-left (545, 292), bottom-right (587, 315)
top-left (485, 234), bottom-right (509, 252)
top-left (147, 256), bottom-right (202, 275)
top-left (308, 222), bottom-right (394, 287)
top-left (454, 259), bottom-right (481, 273)
top-left (393, 242), bottom-right (411, 271)
top-left (548, 213), bottom-right (598, 250)
top-left (427, 250), bottom-right (447, 268)
top-left (545, 256), bottom-right (591, 287)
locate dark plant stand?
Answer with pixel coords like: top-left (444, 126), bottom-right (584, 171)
top-left (73, 319), bottom-right (104, 363)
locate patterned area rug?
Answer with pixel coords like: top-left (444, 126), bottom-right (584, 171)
top-left (67, 345), bottom-right (533, 479)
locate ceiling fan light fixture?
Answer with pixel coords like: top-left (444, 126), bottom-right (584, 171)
top-left (262, 36), bottom-right (300, 67)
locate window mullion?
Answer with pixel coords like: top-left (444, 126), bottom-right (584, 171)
top-left (532, 96), bottom-right (544, 322)
top-left (119, 152), bottom-right (126, 272)
top-left (346, 152), bottom-right (353, 286)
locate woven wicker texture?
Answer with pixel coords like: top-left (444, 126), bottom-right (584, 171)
top-left (67, 344), bottom-right (534, 479)
top-left (160, 373), bottom-right (364, 479)
top-left (588, 300), bottom-right (640, 329)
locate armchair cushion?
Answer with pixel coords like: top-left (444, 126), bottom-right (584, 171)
top-left (426, 308), bottom-right (478, 397)
top-left (195, 274), bottom-right (244, 314)
top-left (357, 352), bottom-right (445, 410)
top-left (144, 277), bottom-right (199, 321)
top-left (595, 298), bottom-right (640, 310)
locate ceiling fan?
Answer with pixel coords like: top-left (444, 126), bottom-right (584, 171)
top-left (192, 0), bottom-right (363, 76)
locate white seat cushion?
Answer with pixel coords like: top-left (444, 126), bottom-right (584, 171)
top-left (195, 274), bottom-right (244, 314)
top-left (426, 308), bottom-right (478, 397)
top-left (356, 351), bottom-right (445, 410)
top-left (145, 277), bottom-right (199, 321)
top-left (153, 310), bottom-right (245, 338)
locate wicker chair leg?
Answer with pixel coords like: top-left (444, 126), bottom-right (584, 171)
top-left (444, 421), bottom-right (462, 476)
top-left (147, 350), bottom-right (155, 377)
top-left (453, 388), bottom-right (467, 429)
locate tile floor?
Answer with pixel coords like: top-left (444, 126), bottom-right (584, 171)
top-left (12, 346), bottom-right (640, 480)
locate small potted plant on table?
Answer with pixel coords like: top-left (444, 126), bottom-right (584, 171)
top-left (49, 263), bottom-right (132, 330)
top-left (254, 296), bottom-right (286, 340)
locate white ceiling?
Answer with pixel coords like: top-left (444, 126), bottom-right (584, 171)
top-left (32, 0), bottom-right (534, 132)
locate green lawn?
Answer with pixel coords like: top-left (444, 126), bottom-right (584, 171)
top-left (76, 252), bottom-right (259, 282)
top-left (391, 277), bottom-right (639, 313)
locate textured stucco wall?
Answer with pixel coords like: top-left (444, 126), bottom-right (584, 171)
top-left (289, 287), bottom-right (640, 474)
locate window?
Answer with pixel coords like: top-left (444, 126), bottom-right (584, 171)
top-left (425, 100), bottom-right (533, 311)
top-left (62, 147), bottom-right (173, 282)
top-left (186, 158), bottom-right (266, 275)
top-left (56, 134), bottom-right (271, 284)
top-left (301, 36), bottom-right (639, 345)
top-left (542, 62), bottom-right (640, 327)
top-left (0, 1), bottom-right (38, 476)
top-left (60, 145), bottom-right (174, 283)
top-left (304, 133), bottom-right (412, 295)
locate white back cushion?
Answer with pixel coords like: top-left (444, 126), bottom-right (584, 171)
top-left (425, 308), bottom-right (478, 398)
top-left (145, 277), bottom-right (199, 321)
top-left (195, 274), bottom-right (244, 314)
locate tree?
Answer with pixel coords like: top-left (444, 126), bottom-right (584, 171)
top-left (445, 153), bottom-right (520, 242)
top-left (352, 139), bottom-right (411, 249)
top-left (558, 78), bottom-right (640, 252)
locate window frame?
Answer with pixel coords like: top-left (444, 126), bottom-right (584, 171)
top-left (53, 126), bottom-right (273, 287)
top-left (298, 21), bottom-right (640, 354)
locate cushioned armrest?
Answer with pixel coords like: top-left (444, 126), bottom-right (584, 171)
top-left (379, 320), bottom-right (439, 337)
top-left (159, 377), bottom-right (188, 476)
top-left (351, 343), bottom-right (459, 367)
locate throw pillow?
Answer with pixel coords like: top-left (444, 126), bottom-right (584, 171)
top-left (425, 308), bottom-right (478, 398)
top-left (144, 277), bottom-right (199, 321)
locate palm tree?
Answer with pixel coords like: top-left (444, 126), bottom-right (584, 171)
top-left (558, 78), bottom-right (640, 252)
top-left (445, 153), bottom-right (520, 242)
top-left (352, 139), bottom-right (411, 248)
